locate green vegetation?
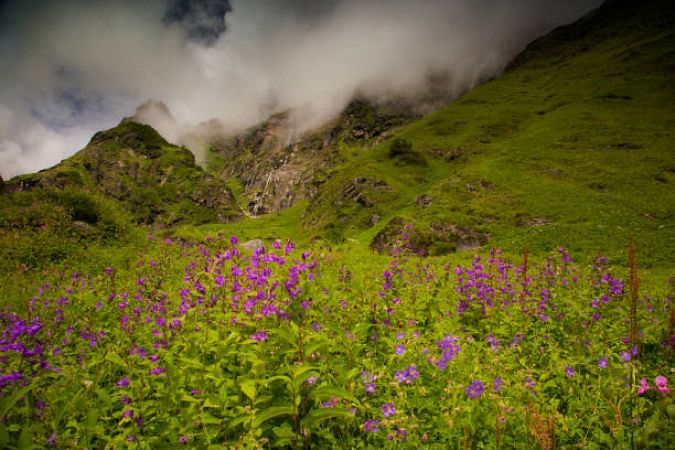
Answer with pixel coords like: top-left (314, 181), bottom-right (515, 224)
top-left (0, 2), bottom-right (673, 446)
top-left (0, 233), bottom-right (671, 448)
top-left (289, 0), bottom-right (674, 271)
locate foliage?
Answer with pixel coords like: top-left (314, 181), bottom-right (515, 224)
top-left (0, 227), bottom-right (672, 448)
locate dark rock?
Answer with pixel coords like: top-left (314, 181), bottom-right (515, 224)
top-left (371, 217), bottom-right (489, 255)
top-left (416, 195), bottom-right (433, 206)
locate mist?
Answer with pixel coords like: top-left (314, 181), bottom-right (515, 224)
top-left (0, 0), bottom-right (604, 179)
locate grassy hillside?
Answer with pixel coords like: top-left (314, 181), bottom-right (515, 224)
top-left (269, 0), bottom-right (675, 269)
top-left (0, 120), bottom-right (241, 274)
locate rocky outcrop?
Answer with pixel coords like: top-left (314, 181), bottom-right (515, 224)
top-left (371, 217), bottom-right (489, 256)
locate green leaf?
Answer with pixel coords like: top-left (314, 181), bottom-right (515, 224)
top-left (292, 368), bottom-right (320, 392)
top-left (228, 414), bottom-right (250, 429)
top-left (0, 384), bottom-right (36, 419)
top-left (263, 375), bottom-right (291, 388)
top-left (17, 425), bottom-right (32, 450)
top-left (202, 414), bottom-right (222, 425)
top-left (273, 424), bottom-right (295, 439)
top-left (0, 424), bottom-right (8, 448)
top-left (240, 380), bottom-right (256, 401)
top-left (253, 406), bottom-right (294, 427)
top-left (203, 397), bottom-right (220, 408)
top-left (310, 386), bottom-right (359, 405)
top-left (87, 408), bottom-right (98, 433)
top-left (276, 326), bottom-right (298, 348)
top-left (301, 408), bottom-right (352, 428)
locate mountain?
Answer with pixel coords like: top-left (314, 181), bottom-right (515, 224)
top-left (208, 0), bottom-right (674, 267)
top-left (0, 120), bottom-right (241, 271)
top-left (1, 0), bottom-right (673, 273)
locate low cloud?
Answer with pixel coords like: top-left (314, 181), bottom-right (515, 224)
top-left (0, 0), bottom-right (603, 178)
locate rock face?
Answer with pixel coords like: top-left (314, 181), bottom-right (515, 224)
top-left (211, 98), bottom-right (417, 216)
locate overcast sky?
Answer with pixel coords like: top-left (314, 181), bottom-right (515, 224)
top-left (0, 0), bottom-right (603, 178)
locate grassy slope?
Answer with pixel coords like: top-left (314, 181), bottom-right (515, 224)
top-left (254, 0), bottom-right (674, 270)
top-left (2, 0), bottom-right (673, 300)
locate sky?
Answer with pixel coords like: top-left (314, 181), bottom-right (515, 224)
top-left (0, 0), bottom-right (604, 179)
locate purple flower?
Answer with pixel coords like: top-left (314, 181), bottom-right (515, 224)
top-left (494, 377), bottom-right (502, 393)
top-left (250, 330), bottom-right (268, 342)
top-left (122, 409), bottom-right (134, 419)
top-left (307, 376), bottom-right (318, 385)
top-left (465, 380), bottom-right (485, 399)
top-left (638, 378), bottom-right (650, 395)
top-left (47, 432), bottom-right (57, 447)
top-left (149, 367), bottom-right (166, 375)
top-left (179, 435), bottom-right (189, 445)
top-left (365, 383), bottom-right (376, 394)
top-left (597, 358), bottom-right (608, 369)
top-left (565, 366), bottom-right (575, 378)
top-left (381, 403), bottom-right (396, 417)
top-left (394, 344), bottom-right (406, 356)
top-left (620, 351), bottom-right (631, 363)
top-left (117, 377), bottom-right (130, 388)
top-left (363, 418), bottom-right (379, 433)
top-left (215, 275), bottom-right (225, 286)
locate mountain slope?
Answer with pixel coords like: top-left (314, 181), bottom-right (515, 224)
top-left (0, 120), bottom-right (241, 271)
top-left (215, 0), bottom-right (674, 268)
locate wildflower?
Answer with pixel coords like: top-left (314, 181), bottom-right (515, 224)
top-left (250, 330), bottom-right (268, 342)
top-left (620, 351), bottom-right (631, 363)
top-left (394, 344), bottom-right (406, 356)
top-left (381, 403), bottom-right (396, 417)
top-left (149, 367), bottom-right (166, 375)
top-left (215, 275), bottom-right (225, 286)
top-left (465, 380), bottom-right (485, 399)
top-left (494, 376), bottom-right (502, 393)
top-left (598, 358), bottom-right (608, 369)
top-left (487, 335), bottom-right (499, 351)
top-left (565, 366), bottom-right (575, 378)
top-left (655, 375), bottom-right (669, 393)
top-left (363, 418), bottom-right (379, 433)
top-left (47, 432), bottom-right (57, 448)
top-left (638, 378), bottom-right (650, 395)
top-left (179, 435), bottom-right (189, 445)
top-left (122, 409), bottom-right (134, 419)
top-left (365, 383), bottom-right (376, 394)
top-left (307, 376), bottom-right (318, 385)
top-left (117, 377), bottom-right (130, 388)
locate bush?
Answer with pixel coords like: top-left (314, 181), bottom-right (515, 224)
top-left (387, 138), bottom-right (427, 166)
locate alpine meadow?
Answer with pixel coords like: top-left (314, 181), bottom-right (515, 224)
top-left (0, 0), bottom-right (673, 448)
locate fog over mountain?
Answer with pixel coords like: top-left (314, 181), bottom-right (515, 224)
top-left (0, 0), bottom-right (603, 178)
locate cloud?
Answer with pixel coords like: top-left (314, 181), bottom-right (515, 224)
top-left (0, 0), bottom-right (604, 178)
